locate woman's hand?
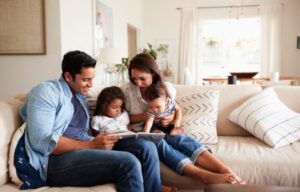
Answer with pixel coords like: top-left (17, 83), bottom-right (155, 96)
top-left (90, 134), bottom-right (122, 150)
top-left (157, 111), bottom-right (175, 127)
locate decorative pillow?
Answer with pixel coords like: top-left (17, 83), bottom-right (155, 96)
top-left (9, 123), bottom-right (26, 186)
top-left (176, 90), bottom-right (220, 144)
top-left (229, 88), bottom-right (300, 148)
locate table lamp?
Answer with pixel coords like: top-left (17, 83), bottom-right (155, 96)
top-left (97, 47), bottom-right (122, 85)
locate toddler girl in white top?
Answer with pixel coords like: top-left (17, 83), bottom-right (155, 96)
top-left (91, 86), bottom-right (129, 134)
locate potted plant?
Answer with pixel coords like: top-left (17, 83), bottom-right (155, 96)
top-left (142, 43), bottom-right (157, 60)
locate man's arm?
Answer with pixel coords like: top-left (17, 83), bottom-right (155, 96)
top-left (52, 134), bottom-right (121, 155)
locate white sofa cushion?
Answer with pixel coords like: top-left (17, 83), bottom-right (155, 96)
top-left (209, 136), bottom-right (300, 186)
top-left (0, 99), bottom-right (23, 186)
top-left (8, 123), bottom-right (26, 186)
top-left (229, 88), bottom-right (300, 148)
top-left (0, 183), bottom-right (116, 192)
top-left (176, 90), bottom-right (220, 144)
top-left (175, 84), bottom-right (262, 136)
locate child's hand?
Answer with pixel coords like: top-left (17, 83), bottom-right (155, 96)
top-left (151, 130), bottom-right (164, 134)
top-left (127, 124), bottom-right (133, 131)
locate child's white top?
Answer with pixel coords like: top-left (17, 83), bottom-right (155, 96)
top-left (91, 111), bottom-right (130, 133)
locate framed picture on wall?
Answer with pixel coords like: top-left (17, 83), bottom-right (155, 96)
top-left (0, 0), bottom-right (45, 55)
top-left (93, 0), bottom-right (113, 57)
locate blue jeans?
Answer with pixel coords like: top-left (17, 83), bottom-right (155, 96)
top-left (47, 138), bottom-right (161, 192)
top-left (155, 134), bottom-right (210, 175)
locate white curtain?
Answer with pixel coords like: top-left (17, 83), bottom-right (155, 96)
top-left (178, 8), bottom-right (200, 84)
top-left (260, 4), bottom-right (282, 77)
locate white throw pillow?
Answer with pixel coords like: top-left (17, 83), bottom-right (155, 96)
top-left (8, 123), bottom-right (26, 186)
top-left (176, 90), bottom-right (220, 144)
top-left (229, 88), bottom-right (300, 148)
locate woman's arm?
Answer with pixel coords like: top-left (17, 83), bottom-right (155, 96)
top-left (158, 111), bottom-right (175, 127)
top-left (129, 113), bottom-right (148, 124)
top-left (173, 105), bottom-right (182, 128)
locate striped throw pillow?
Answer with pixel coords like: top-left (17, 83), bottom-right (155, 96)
top-left (229, 88), bottom-right (300, 148)
top-left (176, 90), bottom-right (220, 144)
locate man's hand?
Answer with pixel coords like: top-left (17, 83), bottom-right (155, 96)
top-left (90, 134), bottom-right (122, 150)
top-left (157, 111), bottom-right (175, 127)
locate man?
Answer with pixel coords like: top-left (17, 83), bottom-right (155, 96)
top-left (16, 50), bottom-right (162, 191)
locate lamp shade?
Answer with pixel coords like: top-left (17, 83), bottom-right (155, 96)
top-left (97, 48), bottom-right (122, 64)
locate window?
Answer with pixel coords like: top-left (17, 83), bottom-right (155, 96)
top-left (198, 17), bottom-right (261, 77)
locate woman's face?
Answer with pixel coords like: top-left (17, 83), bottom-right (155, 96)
top-left (131, 69), bottom-right (153, 92)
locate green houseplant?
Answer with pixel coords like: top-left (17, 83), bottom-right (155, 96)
top-left (142, 43), bottom-right (157, 60)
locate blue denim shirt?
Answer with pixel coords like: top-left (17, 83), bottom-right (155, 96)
top-left (19, 77), bottom-right (92, 181)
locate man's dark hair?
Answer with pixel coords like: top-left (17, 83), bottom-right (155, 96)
top-left (94, 86), bottom-right (126, 116)
top-left (62, 50), bottom-right (96, 79)
top-left (143, 84), bottom-right (169, 102)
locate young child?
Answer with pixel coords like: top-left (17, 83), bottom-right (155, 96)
top-left (91, 86), bottom-right (177, 192)
top-left (91, 86), bottom-right (129, 134)
top-left (143, 84), bottom-right (185, 136)
top-left (143, 83), bottom-right (246, 185)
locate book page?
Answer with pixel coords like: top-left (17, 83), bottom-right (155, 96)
top-left (108, 130), bottom-right (165, 141)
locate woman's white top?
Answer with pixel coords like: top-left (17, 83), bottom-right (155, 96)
top-left (91, 111), bottom-right (129, 133)
top-left (122, 82), bottom-right (176, 131)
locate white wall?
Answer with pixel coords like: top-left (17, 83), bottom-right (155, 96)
top-left (143, 0), bottom-right (300, 82)
top-left (281, 0), bottom-right (300, 77)
top-left (0, 0), bottom-right (62, 101)
top-left (59, 0), bottom-right (144, 57)
top-left (0, 0), bottom-right (144, 100)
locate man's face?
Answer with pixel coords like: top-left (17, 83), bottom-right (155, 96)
top-left (65, 67), bottom-right (95, 95)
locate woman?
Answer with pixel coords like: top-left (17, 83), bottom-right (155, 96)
top-left (122, 53), bottom-right (244, 185)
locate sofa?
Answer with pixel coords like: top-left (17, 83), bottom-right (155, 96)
top-left (1, 84), bottom-right (300, 191)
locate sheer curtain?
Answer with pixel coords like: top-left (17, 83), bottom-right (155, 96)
top-left (178, 8), bottom-right (201, 84)
top-left (260, 4), bottom-right (282, 77)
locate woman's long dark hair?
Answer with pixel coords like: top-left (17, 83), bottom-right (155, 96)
top-left (94, 86), bottom-right (126, 116)
top-left (129, 53), bottom-right (165, 88)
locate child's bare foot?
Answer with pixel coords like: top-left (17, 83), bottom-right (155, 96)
top-left (219, 167), bottom-right (246, 184)
top-left (162, 185), bottom-right (177, 192)
top-left (233, 175), bottom-right (246, 184)
top-left (220, 167), bottom-right (246, 185)
top-left (201, 172), bottom-right (238, 184)
top-left (170, 126), bottom-right (185, 136)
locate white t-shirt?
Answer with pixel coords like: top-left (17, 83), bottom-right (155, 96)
top-left (122, 82), bottom-right (176, 131)
top-left (91, 111), bottom-right (129, 134)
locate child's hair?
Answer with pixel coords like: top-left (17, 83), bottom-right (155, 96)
top-left (143, 84), bottom-right (169, 102)
top-left (94, 86), bottom-right (126, 116)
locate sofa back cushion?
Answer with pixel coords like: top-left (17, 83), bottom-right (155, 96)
top-left (0, 99), bottom-right (23, 185)
top-left (273, 86), bottom-right (300, 113)
top-left (175, 84), bottom-right (262, 136)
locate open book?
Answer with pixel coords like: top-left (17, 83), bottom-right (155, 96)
top-left (108, 130), bottom-right (165, 142)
